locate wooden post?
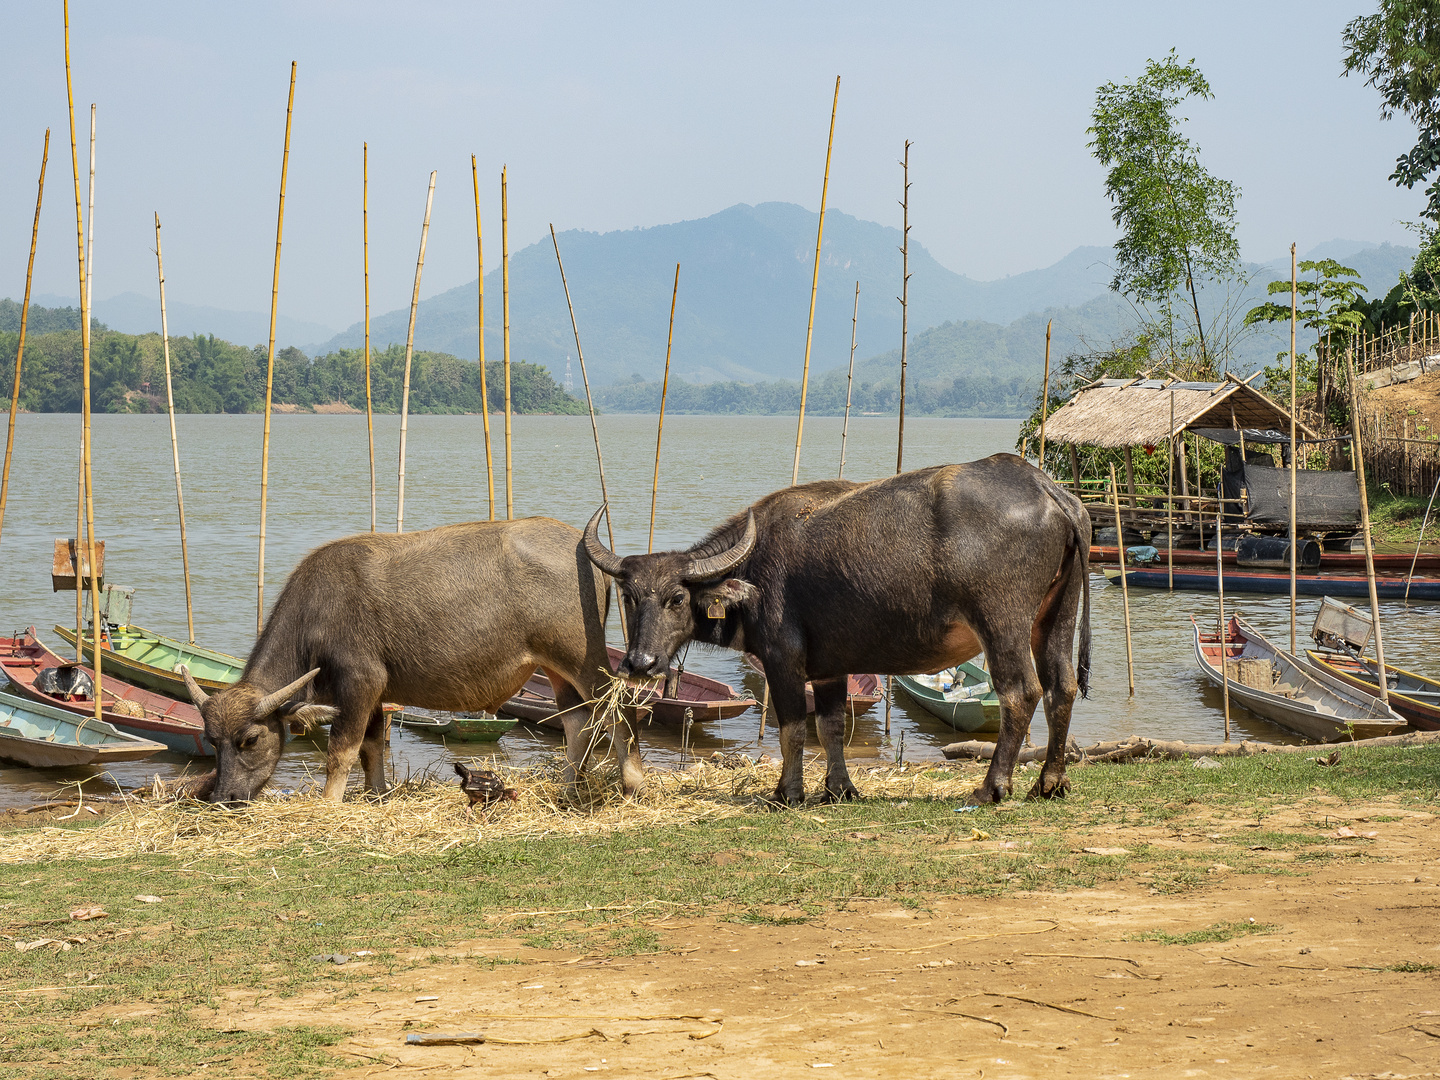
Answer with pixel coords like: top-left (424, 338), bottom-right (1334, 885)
top-left (838, 281), bottom-right (859, 478)
top-left (1068, 444), bottom-right (1081, 494)
top-left (1345, 346), bottom-right (1389, 704)
top-left (502, 166), bottom-right (513, 519)
top-left (363, 143), bottom-right (376, 532)
top-left (649, 264), bottom-right (680, 553)
top-left (1123, 445), bottom-right (1136, 526)
top-left (1217, 479), bottom-right (1230, 741)
top-left (395, 169), bottom-right (437, 535)
top-left (0, 130), bottom-right (47, 553)
top-left (64, 0), bottom-right (102, 718)
top-left (473, 156), bottom-right (495, 521)
top-left (791, 75), bottom-right (840, 487)
top-left (1109, 465), bottom-right (1134, 696)
top-left (257, 60), bottom-right (297, 635)
top-left (1167, 390), bottom-right (1175, 591)
top-left (896, 139), bottom-right (912, 475)
top-left (1037, 319), bottom-right (1053, 471)
top-left (1288, 243), bottom-right (1298, 654)
top-left (154, 214), bottom-right (195, 644)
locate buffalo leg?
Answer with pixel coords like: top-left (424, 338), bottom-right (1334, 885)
top-left (322, 674), bottom-right (385, 802)
top-left (1026, 558), bottom-right (1083, 800)
top-left (357, 705), bottom-right (391, 796)
top-left (969, 633), bottom-right (1043, 805)
top-left (769, 677), bottom-right (811, 806)
top-left (550, 669), bottom-right (645, 797)
top-left (812, 677), bottom-right (859, 803)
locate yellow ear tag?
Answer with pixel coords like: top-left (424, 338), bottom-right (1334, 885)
top-left (707, 598), bottom-right (725, 620)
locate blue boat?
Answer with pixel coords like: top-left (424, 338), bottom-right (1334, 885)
top-left (0, 689), bottom-right (166, 768)
top-left (1103, 565), bottom-right (1440, 601)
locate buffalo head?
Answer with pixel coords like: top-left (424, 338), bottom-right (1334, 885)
top-left (182, 667), bottom-right (338, 803)
top-left (583, 506), bottom-right (757, 678)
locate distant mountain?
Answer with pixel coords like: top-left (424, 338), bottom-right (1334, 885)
top-left (1259, 239), bottom-right (1416, 298)
top-left (31, 291), bottom-right (337, 351)
top-left (312, 203), bottom-right (1120, 386)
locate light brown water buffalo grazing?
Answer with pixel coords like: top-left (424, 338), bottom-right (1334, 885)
top-left (584, 455), bottom-right (1091, 807)
top-left (182, 517), bottom-right (637, 803)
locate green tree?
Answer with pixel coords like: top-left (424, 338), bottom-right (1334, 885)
top-left (1089, 50), bottom-right (1242, 367)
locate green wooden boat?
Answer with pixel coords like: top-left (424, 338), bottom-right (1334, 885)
top-left (394, 708), bottom-right (516, 742)
top-left (896, 661), bottom-right (1002, 733)
top-left (55, 623), bottom-right (244, 699)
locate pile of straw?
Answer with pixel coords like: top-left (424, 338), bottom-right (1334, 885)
top-left (1, 758), bottom-right (983, 864)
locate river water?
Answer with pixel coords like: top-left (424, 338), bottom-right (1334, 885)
top-left (2, 412), bottom-right (1436, 806)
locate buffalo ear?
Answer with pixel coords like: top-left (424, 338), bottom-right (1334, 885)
top-left (694, 578), bottom-right (757, 618)
top-left (280, 702), bottom-right (339, 733)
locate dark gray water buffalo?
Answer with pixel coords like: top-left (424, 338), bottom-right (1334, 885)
top-left (182, 517), bottom-right (636, 803)
top-left (584, 455), bottom-right (1091, 806)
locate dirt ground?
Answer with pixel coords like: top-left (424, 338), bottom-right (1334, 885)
top-left (1371, 369), bottom-right (1440, 430)
top-left (69, 794), bottom-right (1440, 1079)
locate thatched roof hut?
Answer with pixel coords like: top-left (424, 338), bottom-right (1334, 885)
top-left (1043, 377), bottom-right (1317, 449)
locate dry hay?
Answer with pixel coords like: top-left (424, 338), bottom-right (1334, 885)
top-left (0, 757), bottom-right (981, 865)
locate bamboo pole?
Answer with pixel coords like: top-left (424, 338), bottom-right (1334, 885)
top-left (1037, 319), bottom-right (1053, 471)
top-left (791, 75), bottom-right (840, 487)
top-left (1404, 470), bottom-right (1440, 601)
top-left (1216, 480), bottom-right (1230, 741)
top-left (257, 60), bottom-right (297, 635)
top-left (1288, 243), bottom-right (1298, 654)
top-left (838, 281), bottom-right (859, 478)
top-left (1345, 346), bottom-right (1389, 705)
top-left (153, 214), bottom-right (194, 644)
top-left (896, 139), bottom-right (912, 475)
top-left (648, 264), bottom-right (680, 553)
top-left (0, 130), bottom-right (48, 553)
top-left (1109, 465), bottom-right (1134, 696)
top-left (474, 156), bottom-right (495, 521)
top-left (1069, 444), bottom-right (1081, 494)
top-left (64, 1), bottom-right (102, 719)
top-left (1167, 390), bottom-right (1174, 590)
top-left (363, 143), bottom-right (375, 532)
top-left (502, 166), bottom-right (513, 519)
top-left (395, 169), bottom-right (437, 534)
top-left (77, 105), bottom-right (96, 659)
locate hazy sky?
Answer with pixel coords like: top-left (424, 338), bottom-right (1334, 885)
top-left (1, 1), bottom-right (1421, 334)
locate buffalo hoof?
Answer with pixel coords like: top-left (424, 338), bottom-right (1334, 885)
top-left (766, 785), bottom-right (806, 809)
top-left (966, 782), bottom-right (1007, 806)
top-left (819, 781), bottom-right (860, 804)
top-left (1026, 772), bottom-right (1071, 800)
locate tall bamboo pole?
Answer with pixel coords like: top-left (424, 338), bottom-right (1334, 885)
top-left (1109, 465), bottom-right (1134, 696)
top-left (838, 281), bottom-right (859, 478)
top-left (1288, 243), bottom-right (1298, 654)
top-left (1037, 319), bottom-right (1053, 471)
top-left (502, 166), bottom-right (513, 519)
top-left (77, 105), bottom-right (96, 657)
top-left (1404, 470), bottom-right (1440, 601)
top-left (0, 130), bottom-right (48, 553)
top-left (1345, 346), bottom-right (1389, 704)
top-left (363, 143), bottom-right (376, 532)
top-left (474, 156), bottom-right (495, 521)
top-left (395, 170), bottom-right (437, 534)
top-left (791, 75), bottom-right (840, 487)
top-left (649, 264), bottom-right (681, 553)
top-left (154, 215), bottom-right (194, 643)
top-left (257, 60), bottom-right (297, 635)
top-left (64, 1), bottom-right (102, 718)
top-left (1167, 390), bottom-right (1175, 590)
top-left (1217, 479), bottom-right (1230, 740)
top-left (896, 139), bottom-right (912, 475)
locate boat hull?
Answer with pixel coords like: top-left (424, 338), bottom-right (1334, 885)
top-left (55, 624), bottom-right (244, 699)
top-left (0, 688), bottom-right (166, 767)
top-left (743, 655), bottom-right (882, 718)
top-left (1092, 544), bottom-right (1440, 573)
top-left (1302, 650), bottom-right (1440, 731)
top-left (896, 662), bottom-right (1001, 733)
top-left (1106, 566), bottom-right (1440, 600)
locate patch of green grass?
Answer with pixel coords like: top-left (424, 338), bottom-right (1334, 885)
top-left (607, 926), bottom-right (660, 954)
top-left (1381, 961), bottom-right (1438, 974)
top-left (1129, 920), bottom-right (1281, 946)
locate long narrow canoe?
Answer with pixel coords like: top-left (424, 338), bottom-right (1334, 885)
top-left (394, 708), bottom-right (517, 742)
top-left (55, 623), bottom-right (244, 698)
top-left (1302, 649), bottom-right (1440, 731)
top-left (2, 629), bottom-right (210, 756)
top-left (0, 687), bottom-right (166, 767)
top-left (743, 654), bottom-right (883, 718)
top-left (1092, 544), bottom-right (1440, 573)
top-left (1192, 615), bottom-right (1408, 743)
top-left (897, 661), bottom-right (1001, 733)
top-left (1105, 565), bottom-right (1440, 600)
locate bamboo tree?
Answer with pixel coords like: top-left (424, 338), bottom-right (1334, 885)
top-left (154, 214), bottom-right (195, 643)
top-left (396, 170), bottom-right (437, 534)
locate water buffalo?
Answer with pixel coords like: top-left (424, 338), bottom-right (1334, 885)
top-left (583, 455), bottom-right (1091, 806)
top-left (182, 517), bottom-right (639, 803)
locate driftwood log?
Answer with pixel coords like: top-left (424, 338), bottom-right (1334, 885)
top-left (942, 730), bottom-right (1440, 764)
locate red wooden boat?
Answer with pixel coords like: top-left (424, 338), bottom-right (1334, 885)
top-left (1090, 544), bottom-right (1440, 573)
top-left (0, 628), bottom-right (209, 756)
top-left (743, 654), bottom-right (883, 718)
top-left (500, 645), bottom-right (755, 730)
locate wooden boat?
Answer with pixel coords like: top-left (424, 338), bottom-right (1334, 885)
top-left (896, 661), bottom-right (1001, 733)
top-left (1301, 651), bottom-right (1440, 732)
top-left (743, 654), bottom-right (883, 718)
top-left (502, 646), bottom-right (755, 730)
top-left (55, 623), bottom-right (244, 698)
top-left (1091, 544), bottom-right (1440, 573)
top-left (1104, 565), bottom-right (1440, 600)
top-left (393, 708), bottom-right (517, 742)
top-left (1, 628), bottom-right (210, 756)
top-left (0, 687), bottom-right (166, 767)
top-left (1191, 615), bottom-right (1408, 742)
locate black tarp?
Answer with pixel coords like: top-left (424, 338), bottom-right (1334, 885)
top-left (1241, 463), bottom-right (1361, 530)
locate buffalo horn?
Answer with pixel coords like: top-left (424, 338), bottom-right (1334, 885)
top-left (180, 665), bottom-right (210, 709)
top-left (582, 505), bottom-right (626, 577)
top-left (684, 512), bottom-right (756, 581)
top-left (254, 668), bottom-right (322, 719)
